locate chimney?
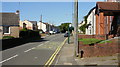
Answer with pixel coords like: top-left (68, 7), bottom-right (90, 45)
top-left (15, 10), bottom-right (20, 14)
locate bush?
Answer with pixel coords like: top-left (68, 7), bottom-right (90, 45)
top-left (20, 28), bottom-right (28, 31)
top-left (20, 29), bottom-right (41, 38)
top-left (3, 36), bottom-right (14, 39)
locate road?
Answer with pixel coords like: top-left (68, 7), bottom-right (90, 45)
top-left (1, 34), bottom-right (66, 66)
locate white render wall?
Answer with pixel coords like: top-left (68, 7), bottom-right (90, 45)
top-left (37, 22), bottom-right (47, 32)
top-left (86, 9), bottom-right (96, 35)
top-left (20, 20), bottom-right (33, 30)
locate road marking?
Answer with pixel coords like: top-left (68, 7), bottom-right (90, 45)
top-left (0, 54), bottom-right (18, 64)
top-left (46, 41), bottom-right (49, 43)
top-left (24, 47), bottom-right (36, 53)
top-left (44, 38), bottom-right (67, 67)
top-left (37, 43), bottom-right (45, 47)
top-left (24, 48), bottom-right (33, 52)
top-left (31, 47), bottom-right (36, 49)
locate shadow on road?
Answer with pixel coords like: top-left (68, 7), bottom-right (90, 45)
top-left (29, 38), bottom-right (48, 42)
top-left (1, 37), bottom-right (48, 51)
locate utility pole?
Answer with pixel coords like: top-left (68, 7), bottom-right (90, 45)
top-left (40, 14), bottom-right (42, 22)
top-left (74, 0), bottom-right (79, 57)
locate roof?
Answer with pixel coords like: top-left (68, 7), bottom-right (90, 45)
top-left (86, 7), bottom-right (96, 18)
top-left (29, 21), bottom-right (37, 23)
top-left (97, 2), bottom-right (120, 11)
top-left (0, 13), bottom-right (19, 25)
top-left (29, 21), bottom-right (37, 24)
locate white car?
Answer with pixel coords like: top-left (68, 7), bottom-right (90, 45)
top-left (49, 31), bottom-right (54, 34)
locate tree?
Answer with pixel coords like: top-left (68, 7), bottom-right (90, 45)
top-left (58, 23), bottom-right (72, 33)
top-left (79, 16), bottom-right (88, 34)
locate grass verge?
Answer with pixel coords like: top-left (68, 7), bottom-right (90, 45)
top-left (78, 38), bottom-right (112, 45)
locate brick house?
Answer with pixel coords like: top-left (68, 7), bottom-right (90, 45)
top-left (95, 2), bottom-right (120, 39)
top-left (19, 20), bottom-right (38, 30)
top-left (106, 0), bottom-right (120, 2)
top-left (80, 2), bottom-right (120, 40)
top-left (0, 11), bottom-right (20, 39)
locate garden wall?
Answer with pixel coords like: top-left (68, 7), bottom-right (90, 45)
top-left (1, 36), bottom-right (41, 50)
top-left (78, 38), bottom-right (120, 57)
top-left (78, 34), bottom-right (106, 40)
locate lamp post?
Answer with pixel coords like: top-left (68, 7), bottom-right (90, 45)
top-left (68, 24), bottom-right (72, 44)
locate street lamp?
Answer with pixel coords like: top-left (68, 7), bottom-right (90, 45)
top-left (68, 24), bottom-right (72, 44)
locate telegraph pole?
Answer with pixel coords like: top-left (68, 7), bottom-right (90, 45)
top-left (74, 0), bottom-right (79, 57)
top-left (40, 14), bottom-right (42, 22)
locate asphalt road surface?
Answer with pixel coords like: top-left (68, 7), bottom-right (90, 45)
top-left (1, 34), bottom-right (66, 66)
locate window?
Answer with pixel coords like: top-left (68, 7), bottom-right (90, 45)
top-left (117, 16), bottom-right (120, 24)
top-left (23, 23), bottom-right (26, 29)
top-left (3, 26), bottom-right (10, 34)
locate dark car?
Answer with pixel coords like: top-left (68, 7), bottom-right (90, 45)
top-left (64, 33), bottom-right (69, 37)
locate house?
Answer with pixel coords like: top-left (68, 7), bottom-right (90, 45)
top-left (95, 2), bottom-right (120, 39)
top-left (20, 20), bottom-right (38, 30)
top-left (0, 11), bottom-right (20, 39)
top-left (37, 21), bottom-right (47, 32)
top-left (37, 21), bottom-right (59, 33)
top-left (83, 1), bottom-right (120, 40)
top-left (106, 0), bottom-right (120, 2)
top-left (85, 7), bottom-right (96, 35)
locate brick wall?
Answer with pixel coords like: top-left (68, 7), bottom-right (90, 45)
top-left (3, 26), bottom-right (19, 38)
top-left (78, 38), bottom-right (119, 57)
top-left (78, 34), bottom-right (106, 40)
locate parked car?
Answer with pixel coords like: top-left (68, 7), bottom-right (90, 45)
top-left (64, 33), bottom-right (69, 37)
top-left (53, 31), bottom-right (56, 34)
top-left (49, 31), bottom-right (54, 35)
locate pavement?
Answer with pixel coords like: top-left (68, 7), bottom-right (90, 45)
top-left (54, 36), bottom-right (119, 67)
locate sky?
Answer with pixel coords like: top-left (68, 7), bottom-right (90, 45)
top-left (1, 1), bottom-right (104, 26)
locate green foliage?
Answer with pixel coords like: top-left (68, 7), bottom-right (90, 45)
top-left (83, 16), bottom-right (87, 23)
top-left (79, 38), bottom-right (102, 45)
top-left (20, 29), bottom-right (41, 38)
top-left (20, 28), bottom-right (28, 31)
top-left (79, 15), bottom-right (88, 34)
top-left (99, 40), bottom-right (112, 44)
top-left (58, 23), bottom-right (72, 33)
top-left (78, 38), bottom-right (112, 45)
top-left (3, 36), bottom-right (14, 39)
top-left (79, 24), bottom-right (86, 34)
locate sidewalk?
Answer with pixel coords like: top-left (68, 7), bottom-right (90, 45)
top-left (55, 36), bottom-right (119, 66)
top-left (55, 36), bottom-right (77, 65)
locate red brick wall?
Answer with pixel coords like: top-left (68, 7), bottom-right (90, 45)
top-left (78, 38), bottom-right (119, 57)
top-left (78, 34), bottom-right (106, 40)
top-left (96, 14), bottom-right (99, 35)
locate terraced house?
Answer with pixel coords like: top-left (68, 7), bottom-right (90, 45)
top-left (0, 11), bottom-right (20, 39)
top-left (19, 20), bottom-right (38, 30)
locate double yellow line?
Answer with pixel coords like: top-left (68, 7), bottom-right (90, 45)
top-left (44, 38), bottom-right (68, 67)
